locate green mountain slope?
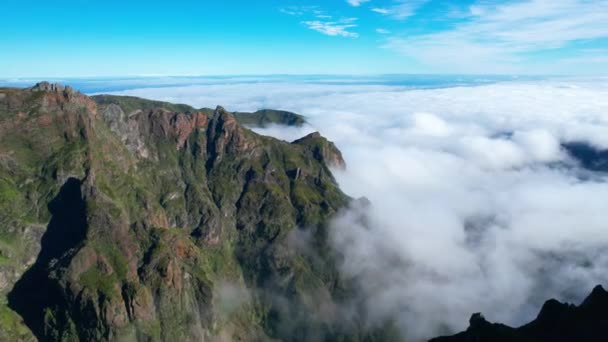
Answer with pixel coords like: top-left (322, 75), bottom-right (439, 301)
top-left (233, 109), bottom-right (306, 128)
top-left (91, 94), bottom-right (306, 129)
top-left (0, 83), bottom-right (391, 341)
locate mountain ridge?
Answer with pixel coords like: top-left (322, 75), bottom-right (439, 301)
top-left (430, 285), bottom-right (608, 342)
top-left (0, 82), bottom-right (388, 341)
top-left (91, 93), bottom-right (307, 129)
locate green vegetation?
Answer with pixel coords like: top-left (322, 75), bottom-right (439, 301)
top-left (91, 94), bottom-right (307, 127)
top-left (234, 109), bottom-right (307, 127)
top-left (79, 267), bottom-right (119, 298)
top-left (91, 95), bottom-right (196, 114)
top-left (0, 84), bottom-right (394, 342)
top-left (0, 304), bottom-right (35, 341)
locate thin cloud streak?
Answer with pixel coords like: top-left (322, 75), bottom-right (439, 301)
top-left (372, 0), bottom-right (430, 19)
top-left (302, 18), bottom-right (359, 38)
top-left (347, 0), bottom-right (370, 7)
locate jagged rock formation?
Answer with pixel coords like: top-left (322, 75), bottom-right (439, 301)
top-left (0, 83), bottom-right (381, 341)
top-left (430, 285), bottom-right (608, 342)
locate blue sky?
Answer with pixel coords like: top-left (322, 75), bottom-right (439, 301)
top-left (1, 0), bottom-right (607, 76)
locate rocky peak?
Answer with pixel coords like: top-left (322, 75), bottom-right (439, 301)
top-left (303, 131), bottom-right (322, 139)
top-left (210, 106), bottom-right (238, 130)
top-left (30, 81), bottom-right (77, 96)
top-left (468, 313), bottom-right (488, 328)
top-left (292, 131), bottom-right (346, 169)
top-left (206, 106), bottom-right (253, 167)
top-left (580, 284), bottom-right (608, 310)
top-left (26, 81), bottom-right (95, 118)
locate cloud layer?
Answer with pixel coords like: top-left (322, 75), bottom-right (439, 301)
top-left (109, 77), bottom-right (608, 340)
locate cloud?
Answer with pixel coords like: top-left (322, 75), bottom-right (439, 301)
top-left (279, 7), bottom-right (306, 16)
top-left (371, 8), bottom-right (390, 14)
top-left (302, 18), bottom-right (359, 38)
top-left (107, 76), bottom-right (608, 340)
top-left (383, 0), bottom-right (608, 73)
top-left (389, 0), bottom-right (429, 19)
top-left (347, 0), bottom-right (370, 7)
top-left (371, 0), bottom-right (429, 19)
top-left (279, 5), bottom-right (319, 16)
top-left (376, 28), bottom-right (391, 34)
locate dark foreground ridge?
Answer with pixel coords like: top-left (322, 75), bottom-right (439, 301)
top-left (431, 285), bottom-right (608, 342)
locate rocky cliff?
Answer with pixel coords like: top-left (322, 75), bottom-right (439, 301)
top-left (0, 83), bottom-right (381, 341)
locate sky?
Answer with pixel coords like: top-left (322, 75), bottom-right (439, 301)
top-left (1, 0), bottom-right (607, 76)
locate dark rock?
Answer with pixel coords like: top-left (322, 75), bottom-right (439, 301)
top-left (430, 285), bottom-right (608, 342)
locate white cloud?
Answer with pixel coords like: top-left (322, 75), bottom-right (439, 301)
top-left (107, 77), bottom-right (608, 340)
top-left (302, 18), bottom-right (359, 38)
top-left (371, 8), bottom-right (390, 14)
top-left (279, 6), bottom-right (320, 16)
top-left (347, 0), bottom-right (370, 7)
top-left (376, 28), bottom-right (391, 34)
top-left (371, 0), bottom-right (429, 19)
top-left (279, 6), bottom-right (306, 16)
top-left (390, 0), bottom-right (429, 19)
top-left (383, 0), bottom-right (608, 73)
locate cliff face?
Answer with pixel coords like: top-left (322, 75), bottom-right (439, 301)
top-left (0, 83), bottom-right (373, 341)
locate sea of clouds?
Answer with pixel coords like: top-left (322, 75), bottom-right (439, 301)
top-left (106, 77), bottom-right (608, 340)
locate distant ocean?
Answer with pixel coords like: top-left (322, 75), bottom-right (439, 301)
top-left (0, 75), bottom-right (552, 94)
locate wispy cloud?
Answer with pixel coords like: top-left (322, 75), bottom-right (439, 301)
top-left (371, 8), bottom-right (390, 14)
top-left (346, 0), bottom-right (370, 7)
top-left (372, 0), bottom-right (429, 19)
top-left (279, 6), bottom-right (312, 16)
top-left (390, 0), bottom-right (430, 19)
top-left (383, 0), bottom-right (608, 72)
top-left (376, 28), bottom-right (391, 34)
top-left (303, 18), bottom-right (359, 38)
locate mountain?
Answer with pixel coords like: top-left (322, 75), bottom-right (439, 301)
top-left (92, 94), bottom-right (307, 129)
top-left (0, 82), bottom-right (391, 341)
top-left (233, 109), bottom-right (306, 128)
top-left (430, 285), bottom-right (608, 342)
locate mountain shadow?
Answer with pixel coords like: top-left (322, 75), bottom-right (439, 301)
top-left (562, 142), bottom-right (608, 172)
top-left (8, 177), bottom-right (87, 340)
